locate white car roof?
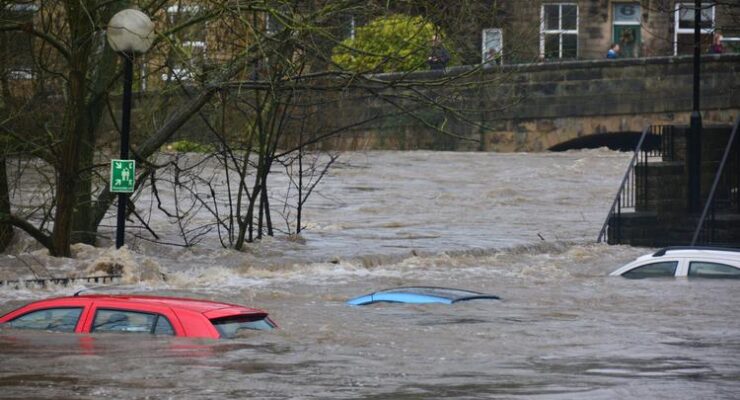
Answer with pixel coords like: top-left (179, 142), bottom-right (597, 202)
top-left (646, 247), bottom-right (740, 261)
top-left (611, 247), bottom-right (740, 276)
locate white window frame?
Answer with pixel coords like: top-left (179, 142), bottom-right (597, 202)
top-left (481, 28), bottom-right (503, 65)
top-left (613, 3), bottom-right (641, 27)
top-left (612, 3), bottom-right (641, 57)
top-left (8, 70), bottom-right (33, 79)
top-left (673, 2), bottom-right (715, 55)
top-left (6, 3), bottom-right (39, 12)
top-left (162, 5), bottom-right (207, 81)
top-left (166, 4), bottom-right (201, 13)
top-left (540, 3), bottom-right (579, 60)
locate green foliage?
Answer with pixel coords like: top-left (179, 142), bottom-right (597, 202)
top-left (167, 140), bottom-right (215, 154)
top-left (332, 14), bottom-right (452, 73)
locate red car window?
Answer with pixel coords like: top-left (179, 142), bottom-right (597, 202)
top-left (210, 315), bottom-right (276, 338)
top-left (5, 307), bottom-right (83, 333)
top-left (91, 309), bottom-right (175, 336)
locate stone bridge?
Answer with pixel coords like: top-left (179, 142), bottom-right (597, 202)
top-left (320, 54), bottom-right (740, 152)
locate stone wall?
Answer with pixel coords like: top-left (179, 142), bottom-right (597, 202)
top-left (314, 54), bottom-right (739, 152)
top-left (90, 54), bottom-right (739, 154)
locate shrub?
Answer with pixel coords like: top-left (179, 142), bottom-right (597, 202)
top-left (166, 140), bottom-right (214, 153)
top-left (332, 14), bottom-right (453, 73)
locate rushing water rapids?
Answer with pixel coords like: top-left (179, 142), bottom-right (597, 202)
top-left (1, 150), bottom-right (738, 399)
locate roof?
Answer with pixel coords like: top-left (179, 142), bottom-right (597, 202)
top-left (347, 286), bottom-right (500, 306)
top-left (71, 295), bottom-right (264, 315)
top-left (652, 246), bottom-right (740, 257)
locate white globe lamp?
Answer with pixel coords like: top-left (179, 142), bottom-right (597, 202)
top-left (107, 9), bottom-right (154, 54)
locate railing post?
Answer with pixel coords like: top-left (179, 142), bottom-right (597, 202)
top-left (597, 125), bottom-right (651, 243)
top-left (691, 116), bottom-right (740, 245)
top-left (688, 0), bottom-right (703, 213)
top-left (616, 196), bottom-right (621, 244)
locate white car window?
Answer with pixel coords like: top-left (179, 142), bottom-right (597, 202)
top-left (622, 261), bottom-right (678, 279)
top-left (688, 262), bottom-right (740, 278)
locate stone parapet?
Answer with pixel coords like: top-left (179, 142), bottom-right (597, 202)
top-left (316, 54), bottom-right (740, 152)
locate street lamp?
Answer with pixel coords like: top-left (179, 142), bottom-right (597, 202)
top-left (107, 9), bottom-right (154, 249)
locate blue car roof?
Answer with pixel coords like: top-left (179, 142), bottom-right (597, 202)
top-left (346, 286), bottom-right (500, 305)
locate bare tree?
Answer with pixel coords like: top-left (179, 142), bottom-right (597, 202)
top-left (1, 0), bottom-right (533, 255)
top-left (0, 0), bottom-right (259, 255)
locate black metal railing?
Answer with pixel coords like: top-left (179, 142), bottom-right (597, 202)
top-left (0, 274), bottom-right (121, 289)
top-left (656, 124), bottom-right (676, 161)
top-left (692, 116), bottom-right (740, 245)
top-left (597, 125), bottom-right (673, 243)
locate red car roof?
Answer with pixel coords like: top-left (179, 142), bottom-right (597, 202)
top-left (72, 294), bottom-right (266, 315)
top-left (1, 294), bottom-right (275, 339)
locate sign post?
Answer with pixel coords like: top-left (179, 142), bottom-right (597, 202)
top-left (107, 9), bottom-right (153, 249)
top-left (110, 160), bottom-right (135, 193)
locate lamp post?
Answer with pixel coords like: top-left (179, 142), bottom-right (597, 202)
top-left (107, 9), bottom-right (154, 248)
top-left (688, 0), bottom-right (702, 212)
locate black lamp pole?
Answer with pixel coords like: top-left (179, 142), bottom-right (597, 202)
top-left (115, 53), bottom-right (134, 249)
top-left (688, 0), bottom-right (702, 212)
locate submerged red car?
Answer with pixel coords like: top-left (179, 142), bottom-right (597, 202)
top-left (0, 294), bottom-right (276, 339)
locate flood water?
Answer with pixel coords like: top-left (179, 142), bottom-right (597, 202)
top-left (1, 150), bottom-right (738, 399)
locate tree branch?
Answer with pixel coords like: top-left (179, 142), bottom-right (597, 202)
top-left (0, 23), bottom-right (71, 61)
top-left (0, 213), bottom-right (54, 253)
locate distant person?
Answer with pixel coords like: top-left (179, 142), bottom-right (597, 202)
top-left (427, 35), bottom-right (450, 70)
top-left (709, 32), bottom-right (724, 54)
top-left (619, 28), bottom-right (636, 57)
top-left (607, 43), bottom-right (620, 59)
top-left (485, 48), bottom-right (502, 65)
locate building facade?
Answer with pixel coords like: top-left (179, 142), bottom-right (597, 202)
top-left (2, 1), bottom-right (737, 85)
top-left (493, 1), bottom-right (739, 64)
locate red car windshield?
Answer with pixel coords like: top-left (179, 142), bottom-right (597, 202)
top-left (210, 315), bottom-right (275, 338)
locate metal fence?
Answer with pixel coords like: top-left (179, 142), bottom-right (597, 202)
top-left (0, 274), bottom-right (121, 289)
top-left (597, 125), bottom-right (673, 243)
top-left (692, 116), bottom-right (740, 245)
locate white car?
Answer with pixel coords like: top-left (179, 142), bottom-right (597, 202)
top-left (610, 247), bottom-right (740, 279)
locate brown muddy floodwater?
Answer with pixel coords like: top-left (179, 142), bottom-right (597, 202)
top-left (1, 150), bottom-right (738, 399)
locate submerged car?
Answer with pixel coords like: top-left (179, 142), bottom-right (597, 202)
top-left (347, 286), bottom-right (500, 305)
top-left (0, 294), bottom-right (276, 339)
top-left (610, 246), bottom-right (740, 279)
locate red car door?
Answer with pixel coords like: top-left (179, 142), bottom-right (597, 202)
top-left (81, 300), bottom-right (185, 336)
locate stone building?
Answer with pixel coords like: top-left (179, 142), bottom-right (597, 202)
top-left (488, 1), bottom-right (740, 64)
top-left (488, 0), bottom-right (740, 63)
top-left (2, 1), bottom-right (737, 84)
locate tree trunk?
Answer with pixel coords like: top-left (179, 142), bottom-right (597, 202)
top-left (51, 1), bottom-right (94, 257)
top-left (72, 44), bottom-right (118, 245)
top-left (0, 156), bottom-right (12, 252)
top-left (70, 126), bottom-right (96, 245)
top-left (52, 70), bottom-right (88, 257)
top-left (0, 29), bottom-right (13, 251)
top-left (72, 1), bottom-right (123, 245)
